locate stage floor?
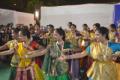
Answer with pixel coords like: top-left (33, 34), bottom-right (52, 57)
top-left (0, 62), bottom-right (11, 80)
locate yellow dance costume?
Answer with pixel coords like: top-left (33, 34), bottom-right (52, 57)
top-left (15, 42), bottom-right (44, 80)
top-left (86, 42), bottom-right (117, 80)
top-left (109, 31), bottom-right (116, 42)
top-left (66, 31), bottom-right (78, 48)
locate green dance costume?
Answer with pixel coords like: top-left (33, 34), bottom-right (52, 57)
top-left (42, 41), bottom-right (71, 80)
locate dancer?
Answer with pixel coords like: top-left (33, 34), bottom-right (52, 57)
top-left (66, 24), bottom-right (81, 80)
top-left (26, 28), bottom-right (71, 80)
top-left (59, 27), bottom-right (119, 80)
top-left (0, 28), bottom-right (19, 80)
top-left (0, 28), bottom-right (44, 80)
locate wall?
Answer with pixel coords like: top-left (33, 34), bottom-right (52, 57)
top-left (0, 9), bottom-right (34, 26)
top-left (41, 4), bottom-right (114, 30)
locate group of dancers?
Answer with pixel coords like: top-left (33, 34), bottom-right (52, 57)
top-left (0, 22), bottom-right (120, 80)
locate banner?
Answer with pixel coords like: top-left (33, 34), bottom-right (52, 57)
top-left (114, 4), bottom-right (120, 27)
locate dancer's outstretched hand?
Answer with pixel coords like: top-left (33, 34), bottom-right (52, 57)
top-left (112, 55), bottom-right (118, 61)
top-left (58, 54), bottom-right (66, 61)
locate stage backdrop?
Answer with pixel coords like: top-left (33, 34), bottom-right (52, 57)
top-left (114, 3), bottom-right (120, 27)
top-left (41, 4), bottom-right (114, 30)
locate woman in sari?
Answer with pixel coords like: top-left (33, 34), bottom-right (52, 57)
top-left (0, 28), bottom-right (44, 80)
top-left (66, 24), bottom-right (81, 80)
top-left (59, 27), bottom-right (120, 80)
top-left (90, 23), bottom-right (101, 41)
top-left (26, 27), bottom-right (71, 80)
top-left (15, 28), bottom-right (44, 80)
top-left (108, 24), bottom-right (117, 42)
top-left (44, 24), bottom-right (56, 45)
top-left (116, 25), bottom-right (120, 42)
top-left (79, 24), bottom-right (91, 80)
top-left (0, 28), bottom-right (19, 80)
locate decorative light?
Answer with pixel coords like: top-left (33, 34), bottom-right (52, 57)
top-left (35, 10), bottom-right (39, 20)
top-left (34, 5), bottom-right (41, 25)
